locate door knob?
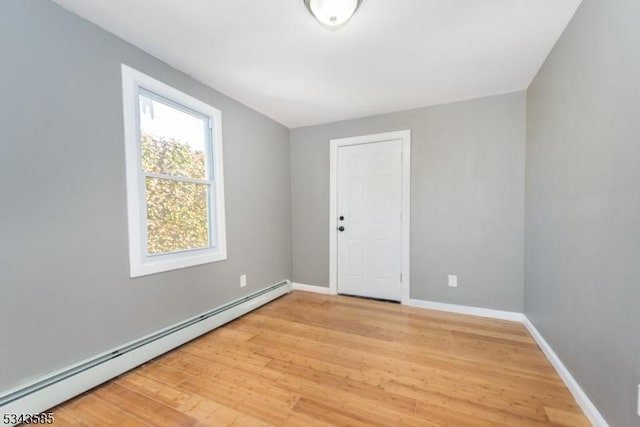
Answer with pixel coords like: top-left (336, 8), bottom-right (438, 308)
top-left (338, 226), bottom-right (345, 232)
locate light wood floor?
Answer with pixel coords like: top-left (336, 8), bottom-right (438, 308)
top-left (50, 291), bottom-right (590, 426)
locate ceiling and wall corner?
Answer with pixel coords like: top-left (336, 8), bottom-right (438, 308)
top-left (5, 1), bottom-right (636, 425)
top-left (49, 0), bottom-right (582, 128)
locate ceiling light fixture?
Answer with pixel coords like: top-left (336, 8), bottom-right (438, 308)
top-left (304, 0), bottom-right (363, 28)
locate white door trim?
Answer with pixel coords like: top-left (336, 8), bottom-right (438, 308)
top-left (329, 130), bottom-right (411, 303)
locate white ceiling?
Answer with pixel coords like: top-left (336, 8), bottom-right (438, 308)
top-left (51, 0), bottom-right (581, 128)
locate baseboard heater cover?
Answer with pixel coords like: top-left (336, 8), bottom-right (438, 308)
top-left (0, 280), bottom-right (291, 419)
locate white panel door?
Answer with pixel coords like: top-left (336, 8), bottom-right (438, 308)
top-left (337, 140), bottom-right (402, 301)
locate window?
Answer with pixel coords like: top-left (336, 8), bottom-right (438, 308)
top-left (121, 65), bottom-right (226, 277)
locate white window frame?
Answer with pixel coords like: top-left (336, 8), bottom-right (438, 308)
top-left (121, 64), bottom-right (227, 278)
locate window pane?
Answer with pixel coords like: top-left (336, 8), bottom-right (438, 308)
top-left (146, 177), bottom-right (210, 255)
top-left (139, 93), bottom-right (208, 180)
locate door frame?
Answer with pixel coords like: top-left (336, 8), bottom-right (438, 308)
top-left (329, 130), bottom-right (411, 303)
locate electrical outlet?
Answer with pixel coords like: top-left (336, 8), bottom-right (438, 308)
top-left (240, 274), bottom-right (247, 288)
top-left (448, 275), bottom-right (458, 288)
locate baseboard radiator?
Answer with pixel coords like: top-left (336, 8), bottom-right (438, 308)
top-left (0, 280), bottom-right (291, 420)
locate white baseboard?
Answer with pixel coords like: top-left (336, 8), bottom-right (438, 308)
top-left (0, 281), bottom-right (291, 423)
top-left (405, 298), bottom-right (525, 322)
top-left (291, 282), bottom-right (332, 294)
top-left (522, 316), bottom-right (609, 427)
top-left (406, 298), bottom-right (607, 425)
top-left (1, 282), bottom-right (607, 427)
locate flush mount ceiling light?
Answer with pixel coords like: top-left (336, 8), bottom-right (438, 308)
top-left (304, 0), bottom-right (363, 28)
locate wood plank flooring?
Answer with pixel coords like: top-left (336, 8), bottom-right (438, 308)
top-left (49, 291), bottom-right (590, 426)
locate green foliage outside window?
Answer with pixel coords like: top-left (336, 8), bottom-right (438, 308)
top-left (141, 133), bottom-right (210, 255)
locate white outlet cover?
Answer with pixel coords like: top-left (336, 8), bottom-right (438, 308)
top-left (240, 274), bottom-right (247, 288)
top-left (448, 275), bottom-right (458, 288)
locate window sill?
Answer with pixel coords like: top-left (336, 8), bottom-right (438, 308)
top-left (130, 248), bottom-right (227, 278)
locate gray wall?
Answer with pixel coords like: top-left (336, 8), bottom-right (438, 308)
top-left (0, 0), bottom-right (291, 392)
top-left (5, 1), bottom-right (635, 424)
top-left (525, 0), bottom-right (640, 425)
top-left (291, 92), bottom-right (526, 311)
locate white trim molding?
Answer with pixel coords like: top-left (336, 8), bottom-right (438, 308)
top-left (405, 298), bottom-right (525, 322)
top-left (522, 316), bottom-right (609, 427)
top-left (291, 282), bottom-right (333, 295)
top-left (329, 130), bottom-right (411, 302)
top-left (0, 281), bottom-right (291, 423)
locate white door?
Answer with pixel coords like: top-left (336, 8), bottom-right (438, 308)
top-left (337, 139), bottom-right (403, 301)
